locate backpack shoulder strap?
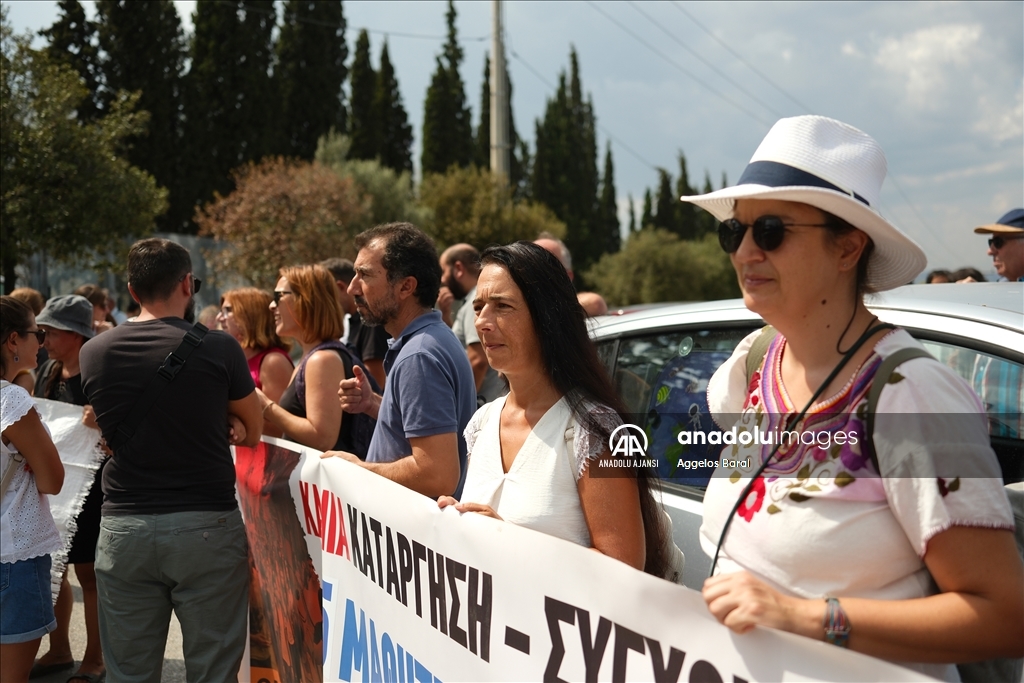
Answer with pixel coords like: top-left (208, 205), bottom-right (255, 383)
top-left (108, 322), bottom-right (209, 453)
top-left (745, 325), bottom-right (777, 384)
top-left (864, 346), bottom-right (934, 473)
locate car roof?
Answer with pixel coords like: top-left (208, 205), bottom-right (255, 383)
top-left (592, 282), bottom-right (1023, 337)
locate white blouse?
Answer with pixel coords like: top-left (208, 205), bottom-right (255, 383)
top-left (1, 381), bottom-right (62, 564)
top-left (460, 395), bottom-right (618, 547)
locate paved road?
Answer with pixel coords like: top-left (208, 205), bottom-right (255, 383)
top-left (32, 567), bottom-right (186, 683)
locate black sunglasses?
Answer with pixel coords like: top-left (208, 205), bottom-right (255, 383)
top-left (718, 216), bottom-right (831, 253)
top-left (272, 290), bottom-right (293, 305)
top-left (988, 234), bottom-right (1024, 250)
top-left (178, 273), bottom-right (202, 294)
top-left (23, 329), bottom-right (46, 343)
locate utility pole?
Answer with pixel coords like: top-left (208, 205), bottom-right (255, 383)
top-left (490, 0), bottom-right (510, 183)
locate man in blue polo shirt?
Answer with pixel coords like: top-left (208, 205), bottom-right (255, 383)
top-left (330, 222), bottom-right (476, 498)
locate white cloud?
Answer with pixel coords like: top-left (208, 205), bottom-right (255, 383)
top-left (841, 42), bottom-right (862, 58)
top-left (973, 88), bottom-right (1024, 144)
top-left (874, 23), bottom-right (982, 107)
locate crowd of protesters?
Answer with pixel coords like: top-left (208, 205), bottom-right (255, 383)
top-left (2, 118), bottom-right (1023, 683)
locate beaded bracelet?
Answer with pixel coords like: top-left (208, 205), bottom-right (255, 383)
top-left (823, 597), bottom-right (851, 648)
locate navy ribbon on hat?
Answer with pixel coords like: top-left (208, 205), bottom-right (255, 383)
top-left (737, 161), bottom-right (870, 207)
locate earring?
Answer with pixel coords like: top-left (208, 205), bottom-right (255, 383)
top-left (13, 355), bottom-right (18, 363)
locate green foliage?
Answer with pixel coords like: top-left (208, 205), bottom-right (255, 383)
top-left (1, 19), bottom-right (167, 292)
top-left (41, 0), bottom-right (100, 122)
top-left (598, 143), bottom-right (620, 254)
top-left (421, 0), bottom-right (473, 175)
top-left (654, 168), bottom-right (676, 232)
top-left (96, 0), bottom-right (186, 231)
top-left (474, 52), bottom-right (526, 196)
top-left (348, 29), bottom-right (377, 161)
top-left (641, 188), bottom-right (653, 228)
top-left (374, 41), bottom-right (413, 175)
top-left (584, 229), bottom-right (740, 305)
top-left (195, 157), bottom-right (368, 289)
top-left (183, 0), bottom-right (277, 222)
top-left (627, 193), bottom-right (636, 233)
top-left (531, 48), bottom-right (601, 276)
top-left (675, 152), bottom-right (702, 240)
top-left (419, 165), bottom-right (566, 249)
top-left (315, 130), bottom-right (427, 230)
top-left (277, 0), bottom-right (348, 159)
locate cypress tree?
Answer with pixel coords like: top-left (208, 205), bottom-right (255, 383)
top-left (277, 0), bottom-right (348, 159)
top-left (474, 54), bottom-right (491, 169)
top-left (654, 168), bottom-right (678, 234)
top-left (96, 0), bottom-right (187, 230)
top-left (374, 40), bottom-right (413, 174)
top-left (349, 29), bottom-right (378, 161)
top-left (641, 188), bottom-right (653, 228)
top-left (421, 0), bottom-right (473, 174)
top-left (676, 151), bottom-right (700, 240)
top-left (475, 52), bottom-right (526, 193)
top-left (598, 143), bottom-right (620, 254)
top-left (627, 192), bottom-right (636, 233)
top-left (532, 47), bottom-right (600, 274)
top-left (41, 0), bottom-right (101, 122)
top-left (183, 1), bottom-right (276, 216)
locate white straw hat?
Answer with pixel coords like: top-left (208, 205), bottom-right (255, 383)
top-left (680, 115), bottom-right (926, 291)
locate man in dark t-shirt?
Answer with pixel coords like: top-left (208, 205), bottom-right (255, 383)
top-left (80, 238), bottom-right (261, 682)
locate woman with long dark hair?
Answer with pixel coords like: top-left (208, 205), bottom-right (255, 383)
top-left (438, 242), bottom-right (679, 580)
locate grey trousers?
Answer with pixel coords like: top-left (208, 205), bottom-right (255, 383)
top-left (95, 509), bottom-right (249, 683)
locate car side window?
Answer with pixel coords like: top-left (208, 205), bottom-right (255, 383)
top-left (917, 340), bottom-right (1023, 438)
top-left (609, 327), bottom-right (758, 492)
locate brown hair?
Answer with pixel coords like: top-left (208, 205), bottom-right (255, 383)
top-left (279, 265), bottom-right (345, 344)
top-left (824, 212), bottom-right (876, 297)
top-left (9, 288), bottom-right (45, 315)
top-left (1, 296), bottom-right (34, 377)
top-left (221, 288), bottom-right (291, 353)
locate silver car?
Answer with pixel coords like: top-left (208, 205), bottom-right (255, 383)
top-left (589, 282), bottom-right (1024, 590)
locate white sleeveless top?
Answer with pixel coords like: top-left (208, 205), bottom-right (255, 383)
top-left (460, 396), bottom-right (618, 547)
top-left (1, 380), bottom-right (62, 563)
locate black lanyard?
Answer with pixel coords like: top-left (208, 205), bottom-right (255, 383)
top-left (708, 322), bottom-right (895, 578)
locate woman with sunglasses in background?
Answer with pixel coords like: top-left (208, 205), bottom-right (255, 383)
top-left (1, 296), bottom-right (65, 683)
top-left (259, 265), bottom-right (351, 453)
top-left (683, 116), bottom-right (1022, 679)
top-left (217, 288), bottom-right (294, 438)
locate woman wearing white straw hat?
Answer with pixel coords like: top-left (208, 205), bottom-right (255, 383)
top-left (689, 116), bottom-right (1022, 678)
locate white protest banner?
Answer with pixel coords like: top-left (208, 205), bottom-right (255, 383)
top-left (241, 437), bottom-right (932, 683)
top-left (35, 397), bottom-right (105, 600)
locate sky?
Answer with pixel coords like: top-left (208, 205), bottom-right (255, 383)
top-left (4, 0), bottom-right (1022, 278)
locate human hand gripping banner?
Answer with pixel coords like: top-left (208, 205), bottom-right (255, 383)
top-left (234, 438), bottom-right (930, 683)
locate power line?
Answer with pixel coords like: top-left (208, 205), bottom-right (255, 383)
top-left (584, 0), bottom-right (772, 127)
top-left (669, 1), bottom-right (813, 113)
top-left (626, 1), bottom-right (783, 118)
top-left (506, 47), bottom-right (658, 171)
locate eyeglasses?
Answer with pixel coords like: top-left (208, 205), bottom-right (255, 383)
top-left (272, 290), bottom-right (294, 305)
top-left (178, 273), bottom-right (202, 294)
top-left (718, 216), bottom-right (831, 254)
top-left (22, 329), bottom-right (46, 343)
top-left (219, 305), bottom-right (233, 316)
top-left (988, 234), bottom-right (1024, 250)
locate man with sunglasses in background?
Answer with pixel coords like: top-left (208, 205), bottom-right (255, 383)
top-left (79, 237), bottom-right (263, 682)
top-left (971, 209), bottom-right (1024, 282)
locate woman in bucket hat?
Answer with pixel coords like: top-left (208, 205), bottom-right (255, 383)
top-left (693, 116), bottom-right (1022, 678)
top-left (30, 295), bottom-right (107, 682)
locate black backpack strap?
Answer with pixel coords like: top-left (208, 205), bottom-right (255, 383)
top-left (864, 346), bottom-right (934, 473)
top-left (745, 325), bottom-right (777, 385)
top-left (107, 322), bottom-right (209, 452)
top-left (294, 340), bottom-right (382, 411)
